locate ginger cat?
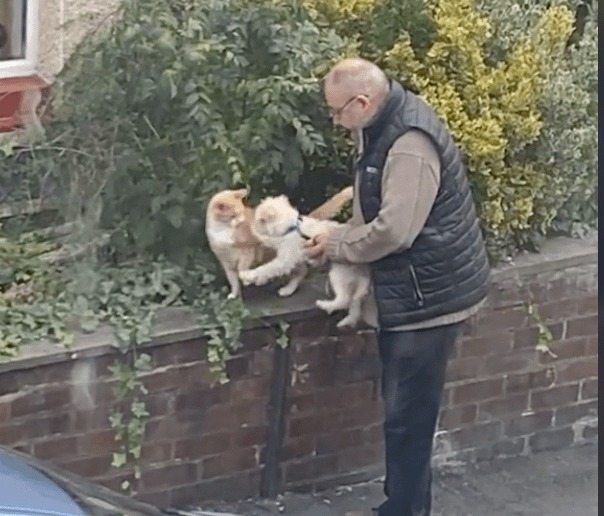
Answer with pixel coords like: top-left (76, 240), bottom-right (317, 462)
top-left (206, 186), bottom-right (352, 299)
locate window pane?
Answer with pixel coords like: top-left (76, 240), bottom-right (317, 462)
top-left (0, 0), bottom-right (27, 61)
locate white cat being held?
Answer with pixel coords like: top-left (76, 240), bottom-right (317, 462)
top-left (239, 194), bottom-right (370, 328)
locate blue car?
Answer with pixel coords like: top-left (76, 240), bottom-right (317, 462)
top-left (0, 446), bottom-right (167, 516)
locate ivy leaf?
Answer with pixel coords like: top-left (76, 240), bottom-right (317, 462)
top-left (131, 445), bottom-right (142, 460)
top-left (80, 311), bottom-right (100, 333)
top-left (112, 452), bottom-right (127, 469)
top-left (135, 353), bottom-right (152, 371)
top-left (0, 136), bottom-right (16, 157)
top-left (73, 295), bottom-right (89, 316)
top-left (276, 320), bottom-right (290, 349)
top-left (131, 400), bottom-right (149, 418)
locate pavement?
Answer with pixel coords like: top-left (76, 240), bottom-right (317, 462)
top-left (180, 443), bottom-right (597, 516)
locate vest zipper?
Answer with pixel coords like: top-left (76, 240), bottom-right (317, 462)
top-left (409, 264), bottom-right (425, 307)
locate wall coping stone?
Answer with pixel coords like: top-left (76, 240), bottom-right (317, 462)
top-left (0, 234), bottom-right (597, 374)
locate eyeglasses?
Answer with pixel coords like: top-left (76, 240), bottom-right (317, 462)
top-left (327, 94), bottom-right (367, 118)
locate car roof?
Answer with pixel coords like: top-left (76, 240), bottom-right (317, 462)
top-left (0, 448), bottom-right (86, 516)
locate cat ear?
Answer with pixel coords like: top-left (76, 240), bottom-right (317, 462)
top-left (280, 195), bottom-right (293, 207)
top-left (234, 189), bottom-right (248, 200)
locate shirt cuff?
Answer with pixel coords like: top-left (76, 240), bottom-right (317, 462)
top-left (325, 225), bottom-right (348, 261)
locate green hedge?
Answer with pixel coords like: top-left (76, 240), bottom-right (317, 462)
top-left (0, 0), bottom-right (597, 265)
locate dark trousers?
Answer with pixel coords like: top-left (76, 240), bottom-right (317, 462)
top-left (376, 322), bottom-right (461, 516)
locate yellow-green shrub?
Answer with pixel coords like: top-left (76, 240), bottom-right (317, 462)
top-left (309, 0), bottom-right (578, 259)
top-left (383, 0), bottom-right (575, 256)
top-left (303, 0), bottom-right (435, 59)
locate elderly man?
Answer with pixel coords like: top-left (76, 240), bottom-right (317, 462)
top-left (306, 58), bottom-right (490, 515)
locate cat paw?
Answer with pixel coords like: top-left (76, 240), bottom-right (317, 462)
top-left (227, 292), bottom-right (238, 300)
top-left (336, 315), bottom-right (358, 328)
top-left (316, 299), bottom-right (336, 313)
top-left (278, 284), bottom-right (298, 297)
top-left (306, 258), bottom-right (322, 268)
top-left (239, 270), bottom-right (255, 285)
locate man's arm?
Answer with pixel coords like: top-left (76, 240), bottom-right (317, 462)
top-left (324, 134), bottom-right (441, 264)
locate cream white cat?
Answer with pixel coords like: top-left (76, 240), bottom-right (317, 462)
top-left (239, 194), bottom-right (370, 328)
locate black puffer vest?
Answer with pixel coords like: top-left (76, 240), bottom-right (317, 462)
top-left (357, 80), bottom-right (490, 328)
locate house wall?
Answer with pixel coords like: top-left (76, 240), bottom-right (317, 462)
top-left (38, 0), bottom-right (121, 81)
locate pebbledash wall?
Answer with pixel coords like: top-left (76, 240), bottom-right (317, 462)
top-left (0, 1), bottom-right (120, 133)
top-left (0, 236), bottom-right (598, 509)
top-left (39, 0), bottom-right (121, 82)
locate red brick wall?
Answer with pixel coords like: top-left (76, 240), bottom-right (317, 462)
top-left (0, 262), bottom-right (597, 508)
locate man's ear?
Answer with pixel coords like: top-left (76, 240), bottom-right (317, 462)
top-left (358, 94), bottom-right (370, 109)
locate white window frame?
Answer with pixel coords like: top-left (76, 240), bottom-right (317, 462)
top-left (0, 0), bottom-right (39, 79)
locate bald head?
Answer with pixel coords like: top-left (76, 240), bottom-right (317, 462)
top-left (324, 58), bottom-right (389, 99)
top-left (323, 58), bottom-right (390, 130)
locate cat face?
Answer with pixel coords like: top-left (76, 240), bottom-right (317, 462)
top-left (207, 189), bottom-right (248, 225)
top-left (253, 195), bottom-right (297, 237)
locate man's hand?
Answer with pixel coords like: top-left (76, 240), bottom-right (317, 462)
top-left (304, 232), bottom-right (330, 262)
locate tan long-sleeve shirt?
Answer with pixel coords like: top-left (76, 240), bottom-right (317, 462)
top-left (325, 129), bottom-right (484, 331)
